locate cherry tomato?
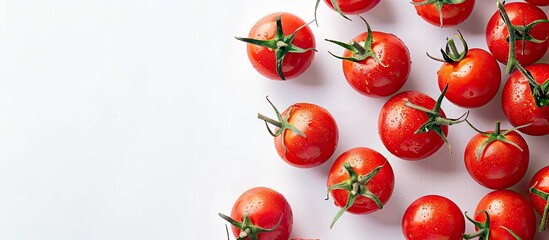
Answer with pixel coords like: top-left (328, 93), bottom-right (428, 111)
top-left (258, 97), bottom-right (339, 168)
top-left (525, 0), bottom-right (549, 6)
top-left (326, 147), bottom-right (394, 228)
top-left (378, 87), bottom-right (467, 160)
top-left (326, 17), bottom-right (411, 98)
top-left (411, 0), bottom-right (475, 27)
top-left (464, 190), bottom-right (536, 240)
top-left (236, 12), bottom-right (316, 80)
top-left (528, 165), bottom-right (549, 232)
top-left (323, 0), bottom-right (380, 15)
top-left (402, 195), bottom-right (465, 240)
top-left (219, 187), bottom-right (293, 240)
top-left (432, 31), bottom-right (501, 108)
top-left (486, 2), bottom-right (549, 66)
top-left (464, 121), bottom-right (529, 189)
top-left (502, 63), bottom-right (549, 136)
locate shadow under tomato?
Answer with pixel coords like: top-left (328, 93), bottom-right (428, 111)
top-left (367, 0), bottom-right (397, 24)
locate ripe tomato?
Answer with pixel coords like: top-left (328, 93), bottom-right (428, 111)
top-left (432, 31), bottom-right (501, 108)
top-left (219, 187), bottom-right (293, 240)
top-left (486, 2), bottom-right (549, 66)
top-left (464, 190), bottom-right (536, 240)
top-left (378, 87), bottom-right (467, 160)
top-left (411, 0), bottom-right (475, 27)
top-left (322, 0), bottom-right (380, 16)
top-left (258, 97), bottom-right (339, 168)
top-left (402, 195), bottom-right (465, 240)
top-left (236, 12), bottom-right (316, 80)
top-left (528, 165), bottom-right (549, 232)
top-left (326, 17), bottom-right (411, 98)
top-left (525, 0), bottom-right (549, 6)
top-left (464, 121), bottom-right (529, 189)
top-left (326, 147), bottom-right (394, 228)
top-left (502, 63), bottom-right (549, 136)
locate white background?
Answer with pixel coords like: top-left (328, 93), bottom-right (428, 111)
top-left (0, 0), bottom-right (548, 239)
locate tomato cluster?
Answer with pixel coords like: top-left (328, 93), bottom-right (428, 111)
top-left (221, 1), bottom-right (549, 239)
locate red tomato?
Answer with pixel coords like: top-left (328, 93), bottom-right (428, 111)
top-left (464, 121), bottom-right (529, 189)
top-left (323, 0), bottom-right (380, 15)
top-left (412, 0), bottom-right (475, 27)
top-left (528, 165), bottom-right (549, 232)
top-left (326, 147), bottom-right (394, 228)
top-left (486, 2), bottom-right (549, 66)
top-left (219, 187), bottom-right (293, 240)
top-left (402, 195), bottom-right (465, 240)
top-left (502, 63), bottom-right (549, 136)
top-left (258, 97), bottom-right (339, 168)
top-left (237, 12), bottom-right (316, 80)
top-left (432, 32), bottom-right (501, 108)
top-left (378, 89), bottom-right (464, 161)
top-left (464, 190), bottom-right (536, 240)
top-left (525, 0), bottom-right (549, 6)
top-left (326, 18), bottom-right (411, 98)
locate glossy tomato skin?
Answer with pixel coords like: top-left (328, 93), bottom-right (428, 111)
top-left (472, 190), bottom-right (536, 240)
top-left (327, 147), bottom-right (394, 214)
top-left (525, 0), bottom-right (549, 6)
top-left (274, 103), bottom-right (339, 168)
top-left (324, 0), bottom-right (381, 15)
top-left (402, 195), bottom-right (465, 240)
top-left (437, 48), bottom-right (501, 108)
top-left (378, 91), bottom-right (448, 160)
top-left (342, 31), bottom-right (411, 98)
top-left (502, 63), bottom-right (549, 136)
top-left (230, 187), bottom-right (293, 240)
top-left (464, 129), bottom-right (529, 189)
top-left (246, 12), bottom-right (315, 80)
top-left (486, 2), bottom-right (549, 66)
top-left (529, 166), bottom-right (549, 231)
top-left (412, 0), bottom-right (475, 27)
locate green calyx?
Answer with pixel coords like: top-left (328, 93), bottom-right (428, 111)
top-left (529, 183), bottom-right (549, 232)
top-left (497, 1), bottom-right (549, 108)
top-left (326, 162), bottom-right (385, 229)
top-left (411, 0), bottom-right (466, 27)
top-left (257, 96), bottom-right (306, 155)
top-left (325, 16), bottom-right (386, 66)
top-left (404, 84), bottom-right (469, 155)
top-left (466, 121), bottom-right (527, 161)
top-left (218, 212), bottom-right (283, 240)
top-left (463, 211), bottom-right (490, 240)
top-left (315, 0), bottom-right (352, 25)
top-left (235, 15), bottom-right (316, 80)
top-left (427, 30), bottom-right (468, 63)
top-left (463, 210), bottom-right (523, 239)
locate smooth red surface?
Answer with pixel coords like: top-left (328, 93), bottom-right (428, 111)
top-left (341, 31), bottom-right (411, 98)
top-left (274, 103), bottom-right (339, 168)
top-left (327, 147), bottom-right (394, 215)
top-left (378, 91), bottom-right (448, 160)
top-left (412, 0), bottom-right (475, 27)
top-left (402, 195), bottom-right (465, 240)
top-left (437, 48), bottom-right (501, 108)
top-left (528, 166), bottom-right (549, 229)
top-left (486, 2), bottom-right (549, 66)
top-left (324, 0), bottom-right (381, 15)
top-left (245, 12), bottom-right (316, 80)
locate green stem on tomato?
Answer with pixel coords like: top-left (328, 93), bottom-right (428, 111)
top-left (530, 184), bottom-right (549, 232)
top-left (411, 0), bottom-right (466, 27)
top-left (496, 1), bottom-right (549, 108)
top-left (464, 120), bottom-right (527, 161)
top-left (325, 16), bottom-right (386, 67)
top-left (403, 84), bottom-right (469, 155)
top-left (427, 30), bottom-right (468, 63)
top-left (257, 96), bottom-right (306, 155)
top-left (326, 162), bottom-right (385, 229)
top-left (219, 213), bottom-right (284, 240)
top-left (235, 15), bottom-right (316, 80)
top-left (463, 211), bottom-right (490, 240)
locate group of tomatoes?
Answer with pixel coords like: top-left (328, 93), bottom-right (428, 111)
top-left (220, 0), bottom-right (549, 239)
